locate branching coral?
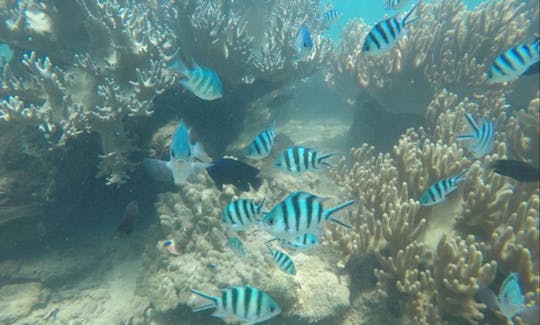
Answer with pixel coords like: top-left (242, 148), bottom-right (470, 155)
top-left (328, 0), bottom-right (536, 116)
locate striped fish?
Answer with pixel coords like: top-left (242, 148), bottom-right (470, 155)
top-left (245, 121), bottom-right (277, 159)
top-left (419, 169), bottom-right (468, 206)
top-left (191, 285), bottom-right (281, 324)
top-left (259, 191), bottom-right (354, 241)
top-left (267, 246), bottom-right (296, 275)
top-left (456, 113), bottom-right (495, 159)
top-left (362, 4), bottom-right (419, 55)
top-left (384, 0), bottom-right (409, 10)
top-left (222, 199), bottom-right (266, 230)
top-left (227, 236), bottom-right (247, 258)
top-left (266, 233), bottom-right (320, 251)
top-left (274, 146), bottom-right (336, 173)
top-left (322, 7), bottom-right (341, 25)
top-left (280, 233), bottom-right (320, 251)
top-left (172, 58), bottom-right (222, 101)
top-left (487, 36), bottom-right (540, 83)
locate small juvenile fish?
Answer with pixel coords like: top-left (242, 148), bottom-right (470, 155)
top-left (162, 239), bottom-right (180, 256)
top-left (266, 246), bottom-right (296, 275)
top-left (116, 200), bottom-right (139, 235)
top-left (487, 36), bottom-right (540, 83)
top-left (279, 233), bottom-right (320, 251)
top-left (143, 119), bottom-right (209, 185)
top-left (295, 26), bottom-right (313, 61)
top-left (274, 146), bottom-right (336, 173)
top-left (456, 113), bottom-right (495, 159)
top-left (206, 158), bottom-right (263, 192)
top-left (384, 0), bottom-right (409, 10)
top-left (172, 58), bottom-right (223, 100)
top-left (227, 237), bottom-right (247, 258)
top-left (489, 159), bottom-right (539, 182)
top-left (260, 191), bottom-right (354, 241)
top-left (191, 286), bottom-right (281, 324)
top-left (245, 121), bottom-right (277, 159)
top-left (222, 198), bottom-right (266, 230)
top-left (362, 4), bottom-right (419, 55)
top-left (322, 7), bottom-right (342, 25)
top-left (419, 169), bottom-right (468, 206)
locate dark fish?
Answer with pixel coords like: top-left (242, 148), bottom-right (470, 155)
top-left (206, 158), bottom-right (262, 191)
top-left (489, 159), bottom-right (540, 182)
top-left (116, 200), bottom-right (139, 235)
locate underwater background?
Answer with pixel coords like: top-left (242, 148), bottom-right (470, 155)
top-left (0, 0), bottom-right (539, 324)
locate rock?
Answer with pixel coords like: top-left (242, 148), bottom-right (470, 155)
top-left (0, 282), bottom-right (50, 324)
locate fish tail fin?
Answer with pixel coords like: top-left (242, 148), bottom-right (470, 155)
top-left (453, 168), bottom-right (469, 183)
top-left (190, 289), bottom-right (219, 312)
top-left (191, 142), bottom-right (210, 163)
top-left (172, 57), bottom-right (188, 76)
top-left (325, 200), bottom-right (355, 228)
top-left (143, 158), bottom-right (173, 182)
top-left (402, 3), bottom-right (420, 27)
top-left (318, 152), bottom-right (337, 167)
top-left (264, 238), bottom-right (279, 246)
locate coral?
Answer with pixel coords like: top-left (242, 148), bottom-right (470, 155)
top-left (434, 235), bottom-right (497, 324)
top-left (328, 0), bottom-right (536, 116)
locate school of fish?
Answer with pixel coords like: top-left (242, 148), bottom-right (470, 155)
top-left (140, 1), bottom-right (539, 324)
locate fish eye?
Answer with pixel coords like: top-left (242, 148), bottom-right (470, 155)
top-left (270, 306), bottom-right (275, 312)
top-left (268, 218), bottom-right (274, 225)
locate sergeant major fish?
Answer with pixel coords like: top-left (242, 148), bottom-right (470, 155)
top-left (487, 36), bottom-right (540, 83)
top-left (295, 26), bottom-right (313, 61)
top-left (245, 121), bottom-right (277, 160)
top-left (362, 3), bottom-right (419, 55)
top-left (260, 191), bottom-right (354, 241)
top-left (274, 146), bottom-right (336, 173)
top-left (222, 198), bottom-right (266, 231)
top-left (172, 58), bottom-right (223, 100)
top-left (266, 233), bottom-right (320, 251)
top-left (266, 245), bottom-right (296, 275)
top-left (143, 119), bottom-right (209, 185)
top-left (419, 169), bottom-right (468, 206)
top-left (190, 285), bottom-right (281, 324)
top-left (322, 6), bottom-right (342, 25)
top-left (456, 113), bottom-right (495, 159)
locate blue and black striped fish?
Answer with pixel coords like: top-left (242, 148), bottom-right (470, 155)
top-left (362, 4), bottom-right (419, 55)
top-left (227, 236), bottom-right (247, 258)
top-left (259, 191), bottom-right (354, 241)
top-left (487, 36), bottom-right (540, 83)
top-left (245, 121), bottom-right (277, 159)
top-left (172, 58), bottom-right (223, 101)
top-left (456, 113), bottom-right (495, 159)
top-left (266, 246), bottom-right (296, 275)
top-left (222, 198), bottom-right (266, 230)
top-left (274, 146), bottom-right (336, 173)
top-left (322, 7), bottom-right (341, 25)
top-left (419, 169), bottom-right (468, 206)
top-left (191, 286), bottom-right (281, 324)
top-left (384, 0), bottom-right (409, 10)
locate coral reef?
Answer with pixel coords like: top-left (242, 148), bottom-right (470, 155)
top-left (327, 88), bottom-right (539, 324)
top-left (0, 0), bottom-right (334, 186)
top-left (328, 0), bottom-right (539, 117)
